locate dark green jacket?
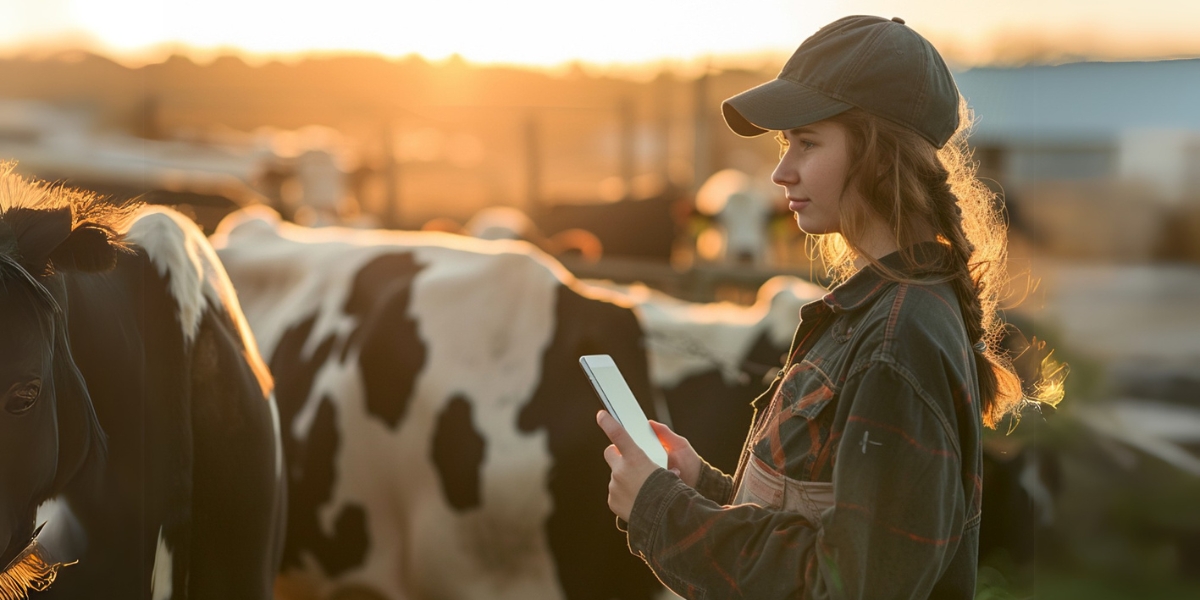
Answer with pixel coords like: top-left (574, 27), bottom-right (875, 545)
top-left (625, 243), bottom-right (983, 599)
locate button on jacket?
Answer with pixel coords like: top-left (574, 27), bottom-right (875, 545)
top-left (625, 242), bottom-right (983, 599)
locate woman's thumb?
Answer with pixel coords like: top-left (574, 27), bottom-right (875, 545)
top-left (649, 420), bottom-right (683, 443)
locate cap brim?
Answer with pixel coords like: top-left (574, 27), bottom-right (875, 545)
top-left (722, 79), bottom-right (854, 138)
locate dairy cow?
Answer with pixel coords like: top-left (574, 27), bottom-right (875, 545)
top-left (214, 206), bottom-right (825, 599)
top-left (0, 169), bottom-right (284, 599)
top-left (214, 207), bottom-right (665, 600)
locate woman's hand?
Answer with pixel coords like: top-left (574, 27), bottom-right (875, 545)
top-left (597, 410), bottom-right (665, 521)
top-left (597, 411), bottom-right (708, 521)
top-left (649, 420), bottom-right (703, 488)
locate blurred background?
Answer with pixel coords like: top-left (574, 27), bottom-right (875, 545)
top-left (2, 0), bottom-right (1198, 597)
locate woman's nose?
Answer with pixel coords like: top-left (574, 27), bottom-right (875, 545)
top-left (772, 155), bottom-right (798, 187)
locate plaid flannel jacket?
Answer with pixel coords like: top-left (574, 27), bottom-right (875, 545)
top-left (625, 243), bottom-right (984, 599)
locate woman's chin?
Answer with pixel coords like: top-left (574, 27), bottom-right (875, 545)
top-left (792, 215), bottom-right (837, 236)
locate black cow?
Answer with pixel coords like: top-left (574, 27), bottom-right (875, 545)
top-left (532, 189), bottom-right (685, 261)
top-left (0, 170), bottom-right (284, 599)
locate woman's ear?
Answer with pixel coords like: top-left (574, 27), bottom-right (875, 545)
top-left (49, 222), bottom-right (123, 273)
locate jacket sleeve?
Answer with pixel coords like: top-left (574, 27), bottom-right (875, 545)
top-left (692, 459), bottom-right (734, 505)
top-left (625, 361), bottom-right (967, 600)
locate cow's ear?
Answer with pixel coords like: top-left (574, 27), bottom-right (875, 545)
top-left (5, 206), bottom-right (123, 275)
top-left (5, 206), bottom-right (72, 276)
top-left (49, 222), bottom-right (124, 273)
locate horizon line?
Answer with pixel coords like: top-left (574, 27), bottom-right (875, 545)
top-left (3, 40), bottom-right (1200, 78)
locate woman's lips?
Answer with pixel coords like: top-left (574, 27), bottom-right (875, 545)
top-left (788, 199), bottom-right (811, 211)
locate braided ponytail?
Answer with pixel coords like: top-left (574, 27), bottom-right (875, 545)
top-left (925, 161), bottom-right (1022, 427)
top-left (818, 103), bottom-right (1060, 428)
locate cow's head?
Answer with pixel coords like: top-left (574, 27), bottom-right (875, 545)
top-left (0, 169), bottom-right (124, 589)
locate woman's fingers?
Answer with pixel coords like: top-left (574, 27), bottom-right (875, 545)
top-left (649, 420), bottom-right (695, 460)
top-left (649, 420), bottom-right (702, 487)
top-left (597, 411), bottom-right (662, 521)
top-left (603, 444), bottom-right (620, 467)
top-left (649, 420), bottom-right (686, 449)
top-left (597, 410), bottom-right (648, 462)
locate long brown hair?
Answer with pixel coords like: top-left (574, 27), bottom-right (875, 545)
top-left (807, 103), bottom-right (1062, 429)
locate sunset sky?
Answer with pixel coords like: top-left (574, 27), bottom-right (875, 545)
top-left (2, 0), bottom-right (1199, 68)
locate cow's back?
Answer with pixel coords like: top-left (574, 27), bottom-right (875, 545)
top-left (45, 207), bottom-right (283, 599)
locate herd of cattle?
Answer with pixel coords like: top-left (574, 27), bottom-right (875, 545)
top-left (0, 171), bottom-right (1105, 599)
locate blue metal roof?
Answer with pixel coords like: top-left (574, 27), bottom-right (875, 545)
top-left (954, 58), bottom-right (1200, 145)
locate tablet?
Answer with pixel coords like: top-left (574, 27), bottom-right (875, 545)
top-left (579, 354), bottom-right (669, 469)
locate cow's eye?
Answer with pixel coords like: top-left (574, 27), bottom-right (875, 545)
top-left (5, 381), bottom-right (41, 415)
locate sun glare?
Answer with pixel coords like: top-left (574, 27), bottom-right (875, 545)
top-left (55, 0), bottom-right (822, 68)
top-left (2, 1), bottom-right (1199, 71)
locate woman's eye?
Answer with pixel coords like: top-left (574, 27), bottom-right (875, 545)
top-left (800, 140), bottom-right (816, 150)
top-left (5, 383), bottom-right (41, 415)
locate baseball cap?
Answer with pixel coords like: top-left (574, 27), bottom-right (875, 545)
top-left (722, 16), bottom-right (960, 148)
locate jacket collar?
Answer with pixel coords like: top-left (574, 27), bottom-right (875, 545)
top-left (816, 241), bottom-right (952, 315)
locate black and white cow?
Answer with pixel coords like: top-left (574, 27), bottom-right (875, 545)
top-left (214, 207), bottom-right (664, 600)
top-left (212, 206), bottom-right (826, 600)
top-left (0, 170), bottom-right (284, 599)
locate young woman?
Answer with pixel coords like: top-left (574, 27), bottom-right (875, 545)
top-left (597, 15), bottom-right (1041, 599)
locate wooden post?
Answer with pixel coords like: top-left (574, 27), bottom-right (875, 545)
top-left (692, 69), bottom-right (711, 195)
top-left (619, 97), bottom-right (635, 199)
top-left (382, 123), bottom-right (401, 228)
top-left (656, 74), bottom-right (673, 185)
top-left (525, 111), bottom-right (542, 213)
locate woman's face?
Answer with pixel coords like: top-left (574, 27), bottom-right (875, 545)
top-left (771, 120), bottom-right (859, 236)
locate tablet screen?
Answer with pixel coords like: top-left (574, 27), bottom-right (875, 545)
top-left (581, 355), bottom-right (668, 469)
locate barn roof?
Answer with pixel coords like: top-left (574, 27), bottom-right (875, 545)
top-left (955, 58), bottom-right (1200, 145)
